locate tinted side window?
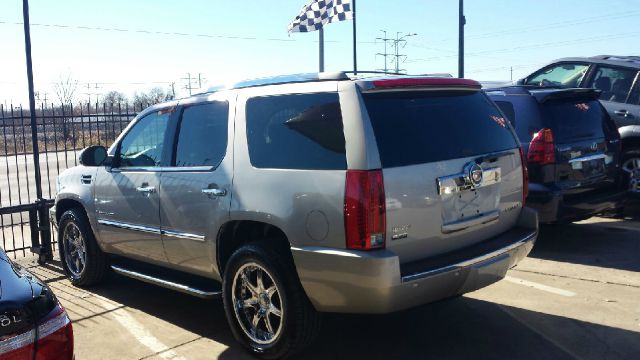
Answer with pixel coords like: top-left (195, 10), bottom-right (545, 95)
top-left (118, 110), bottom-right (170, 167)
top-left (525, 63), bottom-right (589, 88)
top-left (629, 81), bottom-right (640, 105)
top-left (364, 91), bottom-right (518, 168)
top-left (494, 101), bottom-right (516, 126)
top-left (589, 66), bottom-right (637, 103)
top-left (246, 93), bottom-right (346, 170)
top-left (174, 102), bottom-right (229, 167)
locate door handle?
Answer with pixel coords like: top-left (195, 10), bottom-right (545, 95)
top-left (136, 186), bottom-right (156, 194)
top-left (202, 188), bottom-right (227, 197)
top-left (614, 110), bottom-right (634, 118)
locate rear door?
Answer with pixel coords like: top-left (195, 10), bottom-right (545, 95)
top-left (540, 97), bottom-right (620, 194)
top-left (363, 89), bottom-right (523, 264)
top-left (586, 65), bottom-right (640, 127)
top-left (159, 95), bottom-right (233, 276)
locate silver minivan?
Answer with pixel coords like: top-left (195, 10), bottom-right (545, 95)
top-left (52, 73), bottom-right (537, 359)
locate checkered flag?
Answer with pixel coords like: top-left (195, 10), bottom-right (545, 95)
top-left (288, 0), bottom-right (353, 33)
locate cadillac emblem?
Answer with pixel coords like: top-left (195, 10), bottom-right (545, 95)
top-left (465, 162), bottom-right (484, 188)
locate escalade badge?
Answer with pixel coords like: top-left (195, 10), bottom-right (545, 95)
top-left (465, 162), bottom-right (483, 188)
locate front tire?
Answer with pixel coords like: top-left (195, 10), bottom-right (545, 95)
top-left (222, 242), bottom-right (320, 359)
top-left (58, 208), bottom-right (109, 287)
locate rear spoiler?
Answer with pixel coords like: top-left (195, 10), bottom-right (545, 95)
top-left (358, 77), bottom-right (482, 92)
top-left (532, 88), bottom-right (601, 103)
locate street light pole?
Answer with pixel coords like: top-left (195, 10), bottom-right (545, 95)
top-left (458, 0), bottom-right (465, 78)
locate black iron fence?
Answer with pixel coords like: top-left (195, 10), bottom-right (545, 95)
top-left (0, 102), bottom-right (143, 259)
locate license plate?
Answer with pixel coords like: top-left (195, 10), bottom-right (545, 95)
top-left (572, 158), bottom-right (605, 176)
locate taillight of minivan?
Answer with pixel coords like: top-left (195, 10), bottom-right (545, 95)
top-left (0, 303), bottom-right (74, 360)
top-left (528, 128), bottom-right (556, 165)
top-left (344, 170), bottom-right (386, 250)
top-left (519, 147), bottom-right (529, 205)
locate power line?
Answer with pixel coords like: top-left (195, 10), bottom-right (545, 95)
top-left (414, 10), bottom-right (640, 46)
top-left (408, 31), bottom-right (640, 63)
top-left (0, 19), bottom-right (379, 45)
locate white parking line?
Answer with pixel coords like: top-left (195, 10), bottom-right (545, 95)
top-left (504, 276), bottom-right (576, 297)
top-left (94, 297), bottom-right (186, 360)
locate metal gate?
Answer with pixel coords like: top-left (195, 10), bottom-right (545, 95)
top-left (0, 103), bottom-right (140, 262)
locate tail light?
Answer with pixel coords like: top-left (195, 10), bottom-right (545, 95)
top-left (519, 147), bottom-right (529, 206)
top-left (528, 128), bottom-right (556, 165)
top-left (0, 304), bottom-right (74, 360)
top-left (344, 170), bottom-right (386, 250)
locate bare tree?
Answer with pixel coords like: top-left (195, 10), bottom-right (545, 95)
top-left (103, 91), bottom-right (128, 106)
top-left (133, 87), bottom-right (172, 109)
top-left (53, 73), bottom-right (78, 105)
top-left (53, 73), bottom-right (78, 141)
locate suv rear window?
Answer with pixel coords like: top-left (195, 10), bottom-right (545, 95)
top-left (246, 93), bottom-right (347, 170)
top-left (364, 91), bottom-right (518, 168)
top-left (540, 100), bottom-right (606, 143)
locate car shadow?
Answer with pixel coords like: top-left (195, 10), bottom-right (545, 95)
top-left (32, 260), bottom-right (640, 360)
top-left (528, 214), bottom-right (640, 273)
top-left (243, 296), bottom-right (639, 360)
top-left (33, 259), bottom-right (253, 359)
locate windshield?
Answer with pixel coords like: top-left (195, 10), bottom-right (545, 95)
top-left (525, 64), bottom-right (589, 88)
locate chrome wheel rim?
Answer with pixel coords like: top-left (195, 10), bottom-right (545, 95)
top-left (622, 157), bottom-right (640, 194)
top-left (62, 222), bottom-right (86, 277)
top-left (231, 262), bottom-right (283, 345)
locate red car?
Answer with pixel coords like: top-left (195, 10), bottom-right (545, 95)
top-left (0, 248), bottom-right (74, 360)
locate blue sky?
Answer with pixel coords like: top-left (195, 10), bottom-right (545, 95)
top-left (1, 0), bottom-right (639, 106)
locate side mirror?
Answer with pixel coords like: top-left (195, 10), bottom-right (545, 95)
top-left (515, 79), bottom-right (525, 85)
top-left (78, 145), bottom-right (108, 167)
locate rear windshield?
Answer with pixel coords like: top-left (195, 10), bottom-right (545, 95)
top-left (364, 91), bottom-right (518, 168)
top-left (540, 100), bottom-right (606, 143)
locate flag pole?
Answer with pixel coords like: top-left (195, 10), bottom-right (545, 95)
top-left (319, 27), bottom-right (325, 72)
top-left (352, 0), bottom-right (357, 75)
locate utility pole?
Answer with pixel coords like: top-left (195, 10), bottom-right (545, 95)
top-left (376, 30), bottom-right (392, 73)
top-left (393, 32), bottom-right (417, 74)
top-left (35, 91), bottom-right (48, 107)
top-left (84, 83), bottom-right (102, 104)
top-left (182, 73), bottom-right (205, 96)
top-left (458, 0), bottom-right (465, 78)
top-left (510, 66), bottom-right (513, 81)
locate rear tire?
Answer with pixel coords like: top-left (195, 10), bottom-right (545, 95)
top-left (58, 208), bottom-right (109, 287)
top-left (622, 147), bottom-right (640, 197)
top-left (222, 242), bottom-right (321, 359)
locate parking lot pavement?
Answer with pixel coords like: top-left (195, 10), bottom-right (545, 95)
top-left (16, 210), bottom-right (640, 360)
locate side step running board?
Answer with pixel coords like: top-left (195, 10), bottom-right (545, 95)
top-left (111, 264), bottom-right (222, 299)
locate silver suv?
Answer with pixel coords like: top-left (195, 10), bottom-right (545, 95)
top-left (52, 73), bottom-right (538, 358)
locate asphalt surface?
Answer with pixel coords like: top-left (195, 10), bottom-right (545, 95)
top-left (0, 150), bottom-right (78, 254)
top-left (11, 205), bottom-right (640, 360)
top-left (0, 150), bottom-right (79, 208)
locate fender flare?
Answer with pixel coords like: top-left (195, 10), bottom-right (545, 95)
top-left (618, 125), bottom-right (640, 140)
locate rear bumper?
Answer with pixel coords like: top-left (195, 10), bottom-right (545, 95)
top-left (291, 207), bottom-right (538, 314)
top-left (527, 183), bottom-right (626, 223)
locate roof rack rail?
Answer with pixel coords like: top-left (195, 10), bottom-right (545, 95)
top-left (590, 55), bottom-right (640, 62)
top-left (206, 72), bottom-right (349, 92)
